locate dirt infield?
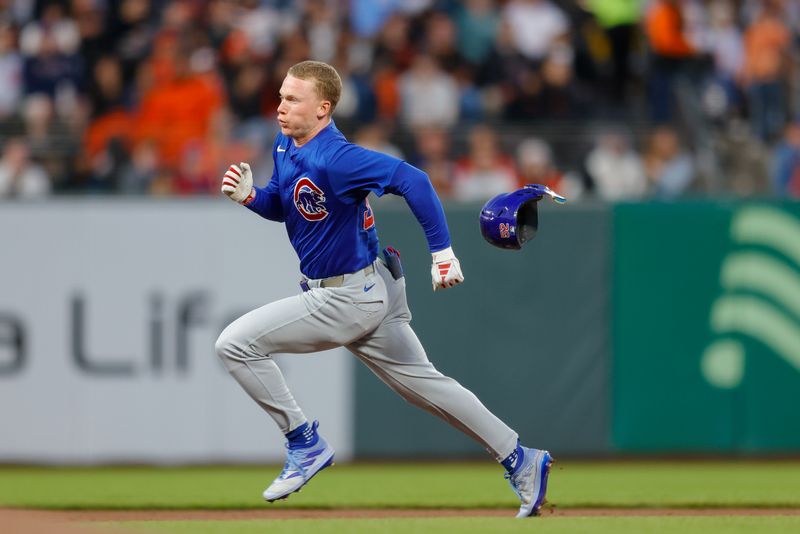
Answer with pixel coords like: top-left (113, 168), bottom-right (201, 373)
top-left (17, 507), bottom-right (800, 521)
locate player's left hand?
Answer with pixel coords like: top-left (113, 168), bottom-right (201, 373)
top-left (431, 246), bottom-right (464, 291)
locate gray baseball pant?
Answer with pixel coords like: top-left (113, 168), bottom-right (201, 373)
top-left (215, 259), bottom-right (518, 461)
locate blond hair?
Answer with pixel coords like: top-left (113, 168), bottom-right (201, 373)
top-left (287, 61), bottom-right (342, 116)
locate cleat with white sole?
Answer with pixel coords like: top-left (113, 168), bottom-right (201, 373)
top-left (505, 447), bottom-right (553, 518)
top-left (263, 421), bottom-right (335, 502)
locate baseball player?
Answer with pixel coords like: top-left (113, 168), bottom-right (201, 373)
top-left (215, 60), bottom-right (552, 518)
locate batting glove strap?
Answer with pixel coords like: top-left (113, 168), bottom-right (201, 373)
top-left (221, 162), bottom-right (254, 204)
top-left (431, 247), bottom-right (464, 291)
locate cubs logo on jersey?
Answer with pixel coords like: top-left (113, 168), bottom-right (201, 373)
top-left (294, 177), bottom-right (329, 221)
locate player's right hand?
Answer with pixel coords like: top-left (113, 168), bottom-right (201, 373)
top-left (221, 162), bottom-right (255, 204)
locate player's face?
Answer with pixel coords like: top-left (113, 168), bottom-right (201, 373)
top-left (277, 75), bottom-right (330, 145)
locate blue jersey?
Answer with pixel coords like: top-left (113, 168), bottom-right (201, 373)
top-left (246, 121), bottom-right (451, 279)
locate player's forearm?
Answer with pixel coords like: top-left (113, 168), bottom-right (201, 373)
top-left (393, 162), bottom-right (451, 252)
top-left (245, 187), bottom-right (286, 222)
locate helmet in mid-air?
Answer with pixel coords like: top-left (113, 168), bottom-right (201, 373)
top-left (479, 184), bottom-right (566, 250)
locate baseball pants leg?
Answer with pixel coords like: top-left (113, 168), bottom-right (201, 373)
top-left (347, 263), bottom-right (518, 461)
top-left (215, 267), bottom-right (387, 433)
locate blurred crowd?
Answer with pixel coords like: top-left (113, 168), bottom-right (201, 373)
top-left (1, 0), bottom-right (800, 202)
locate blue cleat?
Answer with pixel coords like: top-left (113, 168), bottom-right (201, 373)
top-left (263, 422), bottom-right (335, 502)
top-left (505, 447), bottom-right (553, 517)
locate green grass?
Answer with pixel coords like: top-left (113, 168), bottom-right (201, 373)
top-left (2, 460), bottom-right (800, 510)
top-left (110, 517), bottom-right (800, 534)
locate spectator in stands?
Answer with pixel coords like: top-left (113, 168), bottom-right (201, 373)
top-left (742, 0), bottom-right (791, 142)
top-left (585, 130), bottom-right (647, 201)
top-left (23, 93), bottom-right (76, 191)
top-left (88, 56), bottom-right (129, 117)
top-left (538, 45), bottom-right (580, 119)
top-left (349, 0), bottom-right (400, 38)
top-left (132, 43), bottom-right (224, 171)
top-left (2, 0), bottom-right (34, 26)
top-left (19, 2), bottom-right (83, 123)
top-left (455, 0), bottom-right (500, 68)
top-left (73, 0), bottom-right (111, 73)
top-left (21, 28), bottom-right (83, 111)
top-left (303, 0), bottom-right (340, 64)
top-left (19, 1), bottom-right (80, 57)
top-left (424, 11), bottom-right (464, 74)
top-left (453, 124), bottom-right (517, 201)
top-left (644, 126), bottom-right (696, 198)
top-left (82, 107), bottom-right (132, 191)
top-left (2, 0), bottom-right (799, 200)
top-left (0, 137), bottom-right (51, 198)
top-left (516, 137), bottom-right (562, 192)
top-left (504, 63), bottom-right (546, 120)
top-left (226, 60), bottom-right (272, 147)
top-left (235, 0), bottom-right (286, 62)
top-left (398, 54), bottom-right (460, 128)
top-left (0, 22), bottom-right (22, 120)
top-left (353, 122), bottom-right (404, 159)
top-left (770, 121), bottom-right (800, 197)
top-left (501, 0), bottom-right (570, 64)
top-left (644, 0), bottom-right (699, 123)
top-left (476, 19), bottom-right (530, 115)
top-left (109, 0), bottom-right (157, 85)
top-left (412, 126), bottom-right (455, 198)
top-left (226, 60), bottom-right (265, 119)
top-left (703, 0), bottom-right (744, 120)
top-left (118, 139), bottom-right (159, 194)
top-left (372, 13), bottom-right (415, 71)
top-left (583, 0), bottom-right (643, 103)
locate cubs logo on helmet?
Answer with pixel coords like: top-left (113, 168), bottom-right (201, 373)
top-left (294, 177), bottom-right (329, 221)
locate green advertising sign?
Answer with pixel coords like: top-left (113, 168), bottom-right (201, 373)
top-left (614, 202), bottom-right (800, 452)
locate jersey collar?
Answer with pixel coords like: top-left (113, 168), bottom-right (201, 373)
top-left (287, 121), bottom-right (342, 161)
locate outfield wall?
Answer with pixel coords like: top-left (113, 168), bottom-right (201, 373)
top-left (1, 199), bottom-right (798, 462)
top-left (0, 201), bottom-right (354, 463)
top-left (354, 201), bottom-right (611, 457)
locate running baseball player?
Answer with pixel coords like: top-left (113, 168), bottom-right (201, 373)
top-left (215, 60), bottom-right (552, 518)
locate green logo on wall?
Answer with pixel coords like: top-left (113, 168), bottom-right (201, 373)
top-left (702, 206), bottom-right (800, 388)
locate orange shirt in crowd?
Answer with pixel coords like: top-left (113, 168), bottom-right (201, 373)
top-left (645, 1), bottom-right (694, 58)
top-left (134, 73), bottom-right (224, 168)
top-left (743, 15), bottom-right (791, 84)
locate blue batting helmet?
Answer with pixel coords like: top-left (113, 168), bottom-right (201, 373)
top-left (479, 184), bottom-right (566, 250)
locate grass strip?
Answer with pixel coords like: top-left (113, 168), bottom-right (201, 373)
top-left (1, 461), bottom-right (798, 510)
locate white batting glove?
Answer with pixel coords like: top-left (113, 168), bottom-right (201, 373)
top-left (431, 246), bottom-right (464, 291)
top-left (221, 162), bottom-right (255, 204)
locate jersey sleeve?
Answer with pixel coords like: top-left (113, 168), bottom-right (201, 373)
top-left (246, 165), bottom-right (285, 222)
top-left (328, 144), bottom-right (450, 252)
top-left (386, 162), bottom-right (451, 252)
